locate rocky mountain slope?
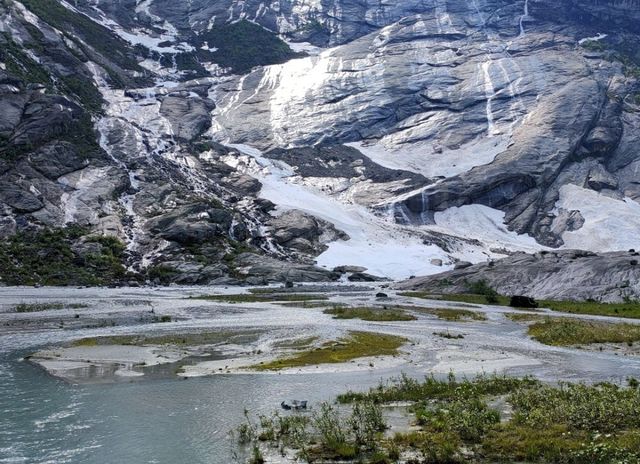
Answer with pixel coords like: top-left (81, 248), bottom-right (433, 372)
top-left (397, 249), bottom-right (640, 302)
top-left (0, 0), bottom-right (639, 287)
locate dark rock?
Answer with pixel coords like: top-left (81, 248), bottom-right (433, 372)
top-left (348, 272), bottom-right (385, 282)
top-left (454, 261), bottom-right (472, 270)
top-left (509, 295), bottom-right (539, 309)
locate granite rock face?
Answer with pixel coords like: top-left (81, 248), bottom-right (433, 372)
top-left (1, 0), bottom-right (640, 284)
top-left (396, 250), bottom-right (640, 303)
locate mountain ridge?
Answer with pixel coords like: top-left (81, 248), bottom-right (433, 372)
top-left (0, 0), bottom-right (639, 293)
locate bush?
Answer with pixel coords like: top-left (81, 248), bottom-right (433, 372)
top-left (468, 280), bottom-right (500, 304)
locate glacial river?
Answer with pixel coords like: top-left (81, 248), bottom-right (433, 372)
top-left (2, 286), bottom-right (640, 463)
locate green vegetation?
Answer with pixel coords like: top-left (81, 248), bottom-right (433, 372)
top-left (253, 331), bottom-right (406, 371)
top-left (400, 291), bottom-right (510, 306)
top-left (580, 39), bottom-right (607, 52)
top-left (433, 330), bottom-right (464, 340)
top-left (272, 336), bottom-right (319, 350)
top-left (236, 400), bottom-right (386, 462)
top-left (15, 302), bottom-right (88, 313)
top-left (323, 307), bottom-right (417, 322)
top-left (240, 374), bottom-right (640, 463)
top-left (0, 34), bottom-right (51, 85)
top-left (539, 299), bottom-right (640, 319)
top-left (71, 330), bottom-right (260, 347)
top-left (338, 373), bottom-right (536, 404)
top-left (277, 301), bottom-right (343, 308)
top-left (192, 293), bottom-right (328, 303)
top-left (20, 0), bottom-right (145, 77)
top-left (468, 279), bottom-right (501, 304)
top-left (528, 318), bottom-right (640, 346)
top-left (403, 289), bottom-right (640, 320)
top-left (505, 312), bottom-right (542, 322)
top-left (197, 20), bottom-right (301, 74)
top-left (422, 307), bottom-right (487, 322)
top-left (0, 226), bottom-right (130, 286)
top-left (146, 265), bottom-right (180, 284)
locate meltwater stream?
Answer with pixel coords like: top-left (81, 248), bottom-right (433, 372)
top-left (0, 350), bottom-right (398, 463)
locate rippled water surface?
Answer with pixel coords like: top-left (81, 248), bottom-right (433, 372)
top-left (3, 285), bottom-right (640, 463)
top-left (1, 352), bottom-right (395, 463)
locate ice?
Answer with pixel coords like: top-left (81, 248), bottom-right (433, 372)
top-left (281, 39), bottom-right (323, 56)
top-left (227, 144), bottom-right (452, 279)
top-left (347, 136), bottom-right (509, 179)
top-left (578, 33), bottom-right (608, 45)
top-left (433, 204), bottom-right (544, 252)
top-left (554, 184), bottom-right (640, 251)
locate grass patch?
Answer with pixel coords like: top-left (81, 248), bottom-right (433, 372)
top-left (403, 291), bottom-right (640, 320)
top-left (419, 307), bottom-right (487, 322)
top-left (71, 331), bottom-right (260, 347)
top-left (193, 293), bottom-right (328, 303)
top-left (400, 291), bottom-right (510, 306)
top-left (539, 299), bottom-right (640, 319)
top-left (277, 301), bottom-right (342, 308)
top-left (273, 336), bottom-right (319, 349)
top-left (528, 318), bottom-right (640, 346)
top-left (433, 331), bottom-right (464, 340)
top-left (15, 302), bottom-right (88, 313)
top-left (253, 331), bottom-right (407, 371)
top-left (505, 312), bottom-right (543, 322)
top-left (338, 373), bottom-right (536, 404)
top-left (323, 307), bottom-right (417, 322)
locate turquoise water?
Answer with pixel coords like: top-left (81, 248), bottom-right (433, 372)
top-left (0, 351), bottom-right (392, 464)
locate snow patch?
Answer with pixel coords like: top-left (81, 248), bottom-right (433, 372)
top-left (433, 204), bottom-right (544, 253)
top-left (226, 144), bottom-right (452, 279)
top-left (347, 136), bottom-right (509, 179)
top-left (555, 184), bottom-right (640, 251)
top-left (579, 33), bottom-right (608, 45)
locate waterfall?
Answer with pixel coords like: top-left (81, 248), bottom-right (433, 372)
top-left (519, 0), bottom-right (529, 37)
top-left (481, 60), bottom-right (498, 137)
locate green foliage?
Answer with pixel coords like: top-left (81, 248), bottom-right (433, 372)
top-left (58, 75), bottom-right (104, 113)
top-left (539, 299), bottom-right (640, 319)
top-left (399, 291), bottom-right (511, 306)
top-left (433, 331), bottom-right (465, 340)
top-left (510, 383), bottom-right (640, 432)
top-left (240, 374), bottom-right (640, 463)
top-left (348, 401), bottom-right (387, 449)
top-left (467, 280), bottom-right (500, 304)
top-left (527, 318), bottom-right (640, 346)
top-left (253, 331), bottom-right (406, 371)
top-left (323, 306), bottom-right (417, 322)
top-left (20, 0), bottom-right (145, 77)
top-left (0, 226), bottom-right (129, 286)
top-left (71, 330), bottom-right (259, 348)
top-left (428, 307), bottom-right (487, 322)
top-left (0, 34), bottom-right (51, 85)
top-left (239, 400), bottom-right (387, 462)
top-left (338, 373), bottom-right (538, 404)
top-left (482, 424), bottom-right (585, 462)
top-left (416, 397), bottom-right (500, 442)
top-left (581, 40), bottom-right (607, 52)
top-left (198, 20), bottom-right (300, 74)
top-left (146, 265), bottom-right (179, 284)
top-left (15, 302), bottom-right (87, 312)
